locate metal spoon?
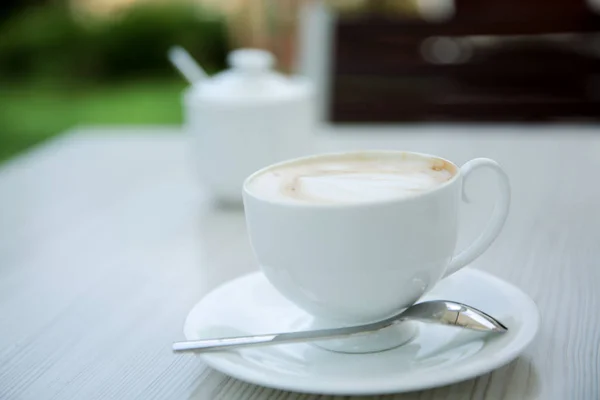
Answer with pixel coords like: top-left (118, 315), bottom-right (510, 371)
top-left (172, 300), bottom-right (507, 353)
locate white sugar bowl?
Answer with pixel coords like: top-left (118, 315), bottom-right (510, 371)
top-left (184, 48), bottom-right (316, 206)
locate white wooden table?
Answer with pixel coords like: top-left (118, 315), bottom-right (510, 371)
top-left (1, 125), bottom-right (599, 400)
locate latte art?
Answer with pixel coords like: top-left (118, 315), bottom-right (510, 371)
top-left (247, 152), bottom-right (456, 204)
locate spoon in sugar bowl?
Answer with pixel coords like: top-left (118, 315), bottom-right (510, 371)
top-left (172, 300), bottom-right (507, 353)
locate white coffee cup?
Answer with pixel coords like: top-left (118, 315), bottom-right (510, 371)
top-left (242, 150), bottom-right (510, 352)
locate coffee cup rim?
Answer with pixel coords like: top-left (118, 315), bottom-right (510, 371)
top-left (242, 150), bottom-right (460, 208)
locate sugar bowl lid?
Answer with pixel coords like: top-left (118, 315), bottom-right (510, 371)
top-left (187, 48), bottom-right (311, 103)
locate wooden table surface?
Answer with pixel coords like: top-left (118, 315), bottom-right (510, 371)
top-left (1, 125), bottom-right (598, 400)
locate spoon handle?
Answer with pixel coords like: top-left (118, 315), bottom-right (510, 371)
top-left (173, 334), bottom-right (279, 352)
top-left (172, 323), bottom-right (385, 353)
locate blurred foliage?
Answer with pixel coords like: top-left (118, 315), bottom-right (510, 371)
top-left (0, 2), bottom-right (229, 83)
top-left (0, 2), bottom-right (230, 163)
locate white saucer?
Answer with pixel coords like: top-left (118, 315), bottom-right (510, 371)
top-left (183, 268), bottom-right (539, 395)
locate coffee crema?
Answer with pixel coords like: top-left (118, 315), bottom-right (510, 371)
top-left (246, 152), bottom-right (456, 204)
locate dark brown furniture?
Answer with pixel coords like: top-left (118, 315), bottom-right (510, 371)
top-left (329, 0), bottom-right (600, 123)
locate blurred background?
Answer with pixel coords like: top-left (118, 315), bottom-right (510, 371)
top-left (1, 0), bottom-right (599, 164)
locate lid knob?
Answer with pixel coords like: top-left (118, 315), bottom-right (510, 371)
top-left (228, 49), bottom-right (274, 73)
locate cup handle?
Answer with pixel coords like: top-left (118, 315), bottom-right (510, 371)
top-left (443, 158), bottom-right (511, 278)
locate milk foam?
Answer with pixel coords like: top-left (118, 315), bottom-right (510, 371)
top-left (247, 153), bottom-right (456, 204)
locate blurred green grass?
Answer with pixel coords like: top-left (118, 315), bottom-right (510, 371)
top-left (0, 79), bottom-right (186, 163)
